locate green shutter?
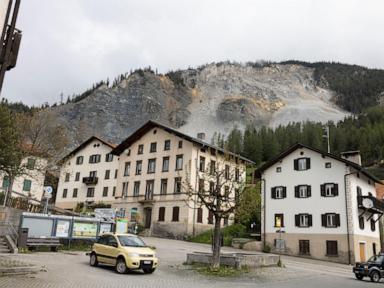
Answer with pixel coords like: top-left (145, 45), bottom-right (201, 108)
top-left (2, 176), bottom-right (10, 188)
top-left (23, 180), bottom-right (32, 191)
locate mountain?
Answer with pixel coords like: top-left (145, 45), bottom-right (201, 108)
top-left (43, 61), bottom-right (384, 148)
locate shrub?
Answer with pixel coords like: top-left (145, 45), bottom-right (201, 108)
top-left (262, 244), bottom-right (271, 253)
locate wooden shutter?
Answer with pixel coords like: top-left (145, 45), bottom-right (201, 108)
top-left (306, 158), bottom-right (311, 169)
top-left (158, 207), bottom-right (165, 222)
top-left (320, 184), bottom-right (325, 197)
top-left (281, 214), bottom-right (284, 227)
top-left (308, 215), bottom-right (313, 227)
top-left (321, 214), bottom-right (327, 227)
top-left (333, 184), bottom-right (339, 196)
top-left (307, 185), bottom-right (311, 197)
top-left (335, 214), bottom-right (340, 227)
top-left (295, 186), bottom-right (299, 198)
top-left (294, 159), bottom-right (299, 170)
top-left (197, 208), bottom-right (203, 223)
top-left (282, 187), bottom-right (287, 198)
top-left (295, 215), bottom-right (300, 226)
top-left (271, 187), bottom-right (276, 199)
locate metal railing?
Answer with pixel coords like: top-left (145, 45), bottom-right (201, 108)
top-left (0, 221), bottom-right (18, 245)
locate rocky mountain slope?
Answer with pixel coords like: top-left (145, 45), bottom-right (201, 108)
top-left (47, 62), bottom-right (368, 147)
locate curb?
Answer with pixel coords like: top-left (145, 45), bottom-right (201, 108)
top-left (0, 265), bottom-right (41, 276)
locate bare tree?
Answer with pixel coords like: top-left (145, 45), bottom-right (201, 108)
top-left (183, 156), bottom-right (244, 269)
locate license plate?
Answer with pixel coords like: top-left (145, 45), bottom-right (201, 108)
top-left (143, 261), bottom-right (151, 264)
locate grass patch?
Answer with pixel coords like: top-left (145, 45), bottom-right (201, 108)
top-left (190, 263), bottom-right (249, 277)
top-left (188, 224), bottom-right (248, 246)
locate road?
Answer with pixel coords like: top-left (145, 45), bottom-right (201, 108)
top-left (0, 237), bottom-right (378, 288)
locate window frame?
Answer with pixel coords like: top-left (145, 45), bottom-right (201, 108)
top-left (172, 206), bottom-right (180, 222)
top-left (150, 142), bottom-right (157, 153)
top-left (164, 140), bottom-right (171, 151)
top-left (135, 160), bottom-right (142, 175)
top-left (175, 155), bottom-right (183, 171)
top-left (160, 179), bottom-right (168, 195)
top-left (124, 162), bottom-right (131, 176)
top-left (138, 144), bottom-right (144, 155)
top-left (147, 158), bottom-right (156, 174)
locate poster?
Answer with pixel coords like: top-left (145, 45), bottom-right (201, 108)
top-left (99, 223), bottom-right (112, 235)
top-left (115, 219), bottom-right (128, 234)
top-left (56, 220), bottom-right (70, 237)
top-left (72, 222), bottom-right (97, 237)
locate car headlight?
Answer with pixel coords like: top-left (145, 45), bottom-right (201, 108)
top-left (127, 253), bottom-right (140, 257)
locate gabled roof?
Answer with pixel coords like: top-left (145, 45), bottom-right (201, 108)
top-left (255, 142), bottom-right (382, 184)
top-left (111, 120), bottom-right (254, 164)
top-left (59, 136), bottom-right (116, 165)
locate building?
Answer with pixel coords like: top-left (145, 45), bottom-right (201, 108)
top-left (256, 143), bottom-right (383, 264)
top-left (55, 136), bottom-right (119, 210)
top-left (0, 156), bottom-right (48, 201)
top-left (111, 121), bottom-right (253, 238)
top-left (375, 181), bottom-right (384, 248)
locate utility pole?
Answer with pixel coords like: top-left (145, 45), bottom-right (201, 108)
top-left (323, 125), bottom-right (330, 153)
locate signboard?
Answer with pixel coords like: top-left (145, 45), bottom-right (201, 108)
top-left (99, 223), bottom-right (113, 235)
top-left (115, 219), bottom-right (128, 234)
top-left (94, 208), bottom-right (115, 221)
top-left (56, 220), bottom-right (70, 237)
top-left (72, 222), bottom-right (97, 238)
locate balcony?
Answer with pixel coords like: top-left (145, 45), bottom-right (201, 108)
top-left (82, 176), bottom-right (98, 185)
top-left (357, 195), bottom-right (384, 214)
top-left (138, 193), bottom-right (155, 205)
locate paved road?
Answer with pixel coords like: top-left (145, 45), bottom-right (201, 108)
top-left (0, 237), bottom-right (378, 288)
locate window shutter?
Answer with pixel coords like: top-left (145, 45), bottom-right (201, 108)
top-left (281, 214), bottom-right (284, 227)
top-left (294, 186), bottom-right (299, 198)
top-left (335, 214), bottom-right (340, 227)
top-left (274, 239), bottom-right (277, 247)
top-left (308, 215), bottom-right (313, 227)
top-left (333, 184), bottom-right (339, 196)
top-left (307, 185), bottom-right (311, 197)
top-left (294, 159), bottom-right (299, 170)
top-left (295, 215), bottom-right (300, 227)
top-left (321, 214), bottom-right (326, 227)
top-left (320, 184), bottom-right (325, 197)
top-left (271, 187), bottom-right (276, 199)
top-left (282, 187), bottom-right (287, 198)
top-left (306, 158), bottom-right (311, 169)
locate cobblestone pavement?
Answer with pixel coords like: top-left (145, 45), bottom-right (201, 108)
top-left (0, 237), bottom-right (378, 288)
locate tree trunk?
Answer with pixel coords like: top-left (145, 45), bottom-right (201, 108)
top-left (211, 215), bottom-right (222, 270)
top-left (3, 176), bottom-right (13, 207)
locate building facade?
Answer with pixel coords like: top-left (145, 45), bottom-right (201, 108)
top-left (55, 137), bottom-right (119, 210)
top-left (257, 143), bottom-right (382, 264)
top-left (111, 121), bottom-right (251, 238)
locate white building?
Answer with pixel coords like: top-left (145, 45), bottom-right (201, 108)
top-left (256, 143), bottom-right (382, 264)
top-left (55, 136), bottom-right (119, 210)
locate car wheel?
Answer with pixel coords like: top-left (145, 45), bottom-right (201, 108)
top-left (116, 257), bottom-right (128, 274)
top-left (355, 273), bottom-right (364, 280)
top-left (370, 271), bottom-right (380, 282)
top-left (90, 253), bottom-right (98, 267)
top-left (143, 268), bottom-right (156, 274)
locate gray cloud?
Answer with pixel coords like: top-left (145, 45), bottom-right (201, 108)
top-left (2, 0), bottom-right (384, 105)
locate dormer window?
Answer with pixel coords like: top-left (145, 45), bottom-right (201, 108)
top-left (294, 158), bottom-right (310, 171)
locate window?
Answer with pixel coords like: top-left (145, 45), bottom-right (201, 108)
top-left (223, 217), bottom-right (229, 226)
top-left (299, 240), bottom-right (310, 255)
top-left (75, 172), bottom-right (80, 181)
top-left (72, 188), bottom-right (78, 198)
top-left (86, 187), bottom-right (95, 197)
top-left (133, 181), bottom-right (140, 197)
top-left (276, 167), bottom-right (282, 173)
top-left (224, 186), bottom-right (230, 197)
top-left (103, 187), bottom-right (108, 197)
top-left (89, 171), bottom-right (97, 178)
top-left (138, 144), bottom-right (144, 154)
top-left (175, 155), bottom-right (183, 170)
top-left (114, 169), bottom-right (118, 179)
top-left (209, 182), bottom-right (215, 195)
top-left (89, 154), bottom-right (101, 163)
top-left (326, 240), bottom-right (338, 256)
top-left (210, 160), bottom-right (216, 175)
top-left (325, 162), bottom-right (331, 168)
top-left (371, 219), bottom-right (376, 232)
top-left (274, 214), bottom-right (284, 227)
top-left (295, 185), bottom-right (311, 198)
top-left (172, 207), bottom-right (180, 222)
top-left (145, 180), bottom-right (154, 200)
top-left (295, 214), bottom-right (312, 227)
top-left (198, 179), bottom-right (204, 193)
top-left (321, 183), bottom-right (338, 197)
top-left (26, 158), bottom-right (36, 170)
top-left (76, 156), bottom-right (83, 165)
top-left (164, 140), bottom-right (171, 151)
top-left (105, 153), bottom-right (114, 162)
top-left (174, 177), bottom-right (182, 194)
top-left (162, 157), bottom-right (169, 172)
top-left (199, 157), bottom-right (205, 172)
top-left (321, 213), bottom-right (340, 228)
top-left (65, 173), bottom-right (70, 182)
top-left (124, 162), bottom-right (131, 176)
top-left (357, 186), bottom-right (362, 197)
top-left (130, 208), bottom-right (138, 222)
top-left (147, 159), bottom-right (156, 174)
top-left (122, 182), bottom-right (129, 198)
top-left (225, 165), bottom-right (230, 179)
top-left (23, 180), bottom-right (32, 192)
top-left (160, 179), bottom-right (168, 195)
top-left (235, 168), bottom-right (240, 182)
top-left (150, 142), bottom-right (157, 153)
top-left (62, 189), bottom-right (68, 198)
top-left (197, 208), bottom-right (203, 223)
top-left (359, 216), bottom-right (365, 230)
top-left (112, 187), bottom-right (116, 197)
top-left (158, 207), bottom-right (165, 222)
top-left (294, 158), bottom-right (310, 171)
top-left (178, 141), bottom-right (183, 148)
top-left (2, 176), bottom-right (9, 188)
top-left (208, 211), bottom-right (214, 224)
top-left (135, 160), bottom-right (142, 175)
top-left (271, 186), bottom-right (286, 199)
top-left (105, 170), bottom-right (110, 180)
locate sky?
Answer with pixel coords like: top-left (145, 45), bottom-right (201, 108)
top-left (2, 0), bottom-right (384, 106)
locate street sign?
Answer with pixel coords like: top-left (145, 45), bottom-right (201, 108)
top-left (44, 186), bottom-right (53, 194)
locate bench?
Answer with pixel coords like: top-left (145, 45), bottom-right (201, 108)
top-left (27, 237), bottom-right (62, 252)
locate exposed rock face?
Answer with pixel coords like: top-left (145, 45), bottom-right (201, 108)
top-left (48, 62), bottom-right (348, 150)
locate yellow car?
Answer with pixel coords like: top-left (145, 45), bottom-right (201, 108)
top-left (89, 233), bottom-right (158, 274)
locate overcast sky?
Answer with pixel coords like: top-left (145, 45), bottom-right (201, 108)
top-left (2, 0), bottom-right (384, 105)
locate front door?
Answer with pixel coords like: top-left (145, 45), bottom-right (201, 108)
top-left (144, 208), bottom-right (152, 229)
top-left (359, 242), bottom-right (366, 262)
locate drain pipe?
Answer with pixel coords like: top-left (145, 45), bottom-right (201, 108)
top-left (344, 169), bottom-right (358, 265)
top-left (260, 178), bottom-right (266, 245)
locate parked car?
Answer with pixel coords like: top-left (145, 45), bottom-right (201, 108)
top-left (353, 254), bottom-right (384, 282)
top-left (89, 233), bottom-right (158, 274)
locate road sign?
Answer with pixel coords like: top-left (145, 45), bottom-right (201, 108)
top-left (44, 186), bottom-right (53, 194)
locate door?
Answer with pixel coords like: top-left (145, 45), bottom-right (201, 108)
top-left (103, 235), bottom-right (119, 265)
top-left (144, 208), bottom-right (152, 229)
top-left (359, 242), bottom-right (366, 262)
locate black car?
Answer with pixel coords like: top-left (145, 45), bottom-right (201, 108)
top-left (353, 254), bottom-right (384, 282)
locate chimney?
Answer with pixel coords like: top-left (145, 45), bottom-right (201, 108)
top-left (340, 151), bottom-right (362, 166)
top-left (197, 133), bottom-right (206, 141)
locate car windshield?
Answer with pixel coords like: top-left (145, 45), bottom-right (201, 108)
top-left (117, 235), bottom-right (147, 247)
top-left (368, 255), bottom-right (384, 263)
